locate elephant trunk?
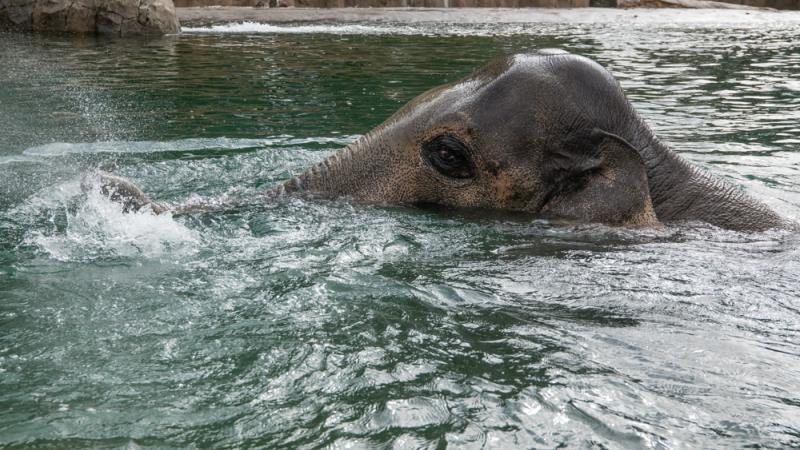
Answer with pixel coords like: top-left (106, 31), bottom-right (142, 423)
top-left (273, 132), bottom-right (387, 201)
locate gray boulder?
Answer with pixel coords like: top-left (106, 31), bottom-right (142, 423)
top-left (0, 0), bottom-right (180, 34)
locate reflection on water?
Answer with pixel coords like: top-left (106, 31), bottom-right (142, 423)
top-left (1, 16), bottom-right (800, 448)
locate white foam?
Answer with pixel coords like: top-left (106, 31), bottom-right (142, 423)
top-left (182, 22), bottom-right (421, 35)
top-left (179, 21), bottom-right (581, 37)
top-left (25, 181), bottom-right (200, 262)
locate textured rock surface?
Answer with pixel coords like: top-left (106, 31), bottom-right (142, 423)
top-left (0, 0), bottom-right (180, 34)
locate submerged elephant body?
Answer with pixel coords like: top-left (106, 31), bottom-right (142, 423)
top-left (92, 49), bottom-right (789, 231)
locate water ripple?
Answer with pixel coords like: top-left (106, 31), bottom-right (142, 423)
top-left (1, 16), bottom-right (800, 449)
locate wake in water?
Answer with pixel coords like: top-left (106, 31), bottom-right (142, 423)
top-left (10, 131), bottom-right (798, 268)
top-left (7, 136), bottom-right (358, 262)
top-left (3, 20), bottom-right (800, 449)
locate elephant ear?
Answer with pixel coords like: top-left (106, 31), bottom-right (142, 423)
top-left (540, 128), bottom-right (659, 226)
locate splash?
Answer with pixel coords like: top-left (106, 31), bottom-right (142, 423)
top-left (24, 179), bottom-right (200, 262)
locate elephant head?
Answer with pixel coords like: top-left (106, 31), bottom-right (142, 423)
top-left (280, 49), bottom-right (658, 226)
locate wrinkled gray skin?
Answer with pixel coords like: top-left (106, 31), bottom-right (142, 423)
top-left (88, 49), bottom-right (790, 231)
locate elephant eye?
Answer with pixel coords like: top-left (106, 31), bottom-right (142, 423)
top-left (422, 134), bottom-right (475, 179)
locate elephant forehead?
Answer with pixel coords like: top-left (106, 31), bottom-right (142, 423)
top-left (380, 50), bottom-right (626, 163)
top-left (468, 52), bottom-right (620, 120)
top-left (385, 79), bottom-right (486, 132)
top-left (469, 61), bottom-right (578, 127)
top-left (463, 53), bottom-right (629, 159)
top-left (380, 55), bottom-right (516, 130)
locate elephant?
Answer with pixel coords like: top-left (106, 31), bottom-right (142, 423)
top-left (87, 49), bottom-right (791, 232)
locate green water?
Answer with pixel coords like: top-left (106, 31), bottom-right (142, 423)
top-left (1, 16), bottom-right (800, 448)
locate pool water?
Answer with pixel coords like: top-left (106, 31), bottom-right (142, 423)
top-left (1, 14), bottom-right (800, 448)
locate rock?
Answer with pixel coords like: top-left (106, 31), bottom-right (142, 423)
top-left (0, 0), bottom-right (180, 34)
top-left (1, 0), bottom-right (36, 30)
top-left (31, 0), bottom-right (68, 31)
top-left (137, 0), bottom-right (179, 32)
top-left (66, 0), bottom-right (98, 32)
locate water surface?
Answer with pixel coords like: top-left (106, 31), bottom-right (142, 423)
top-left (1, 14), bottom-right (800, 448)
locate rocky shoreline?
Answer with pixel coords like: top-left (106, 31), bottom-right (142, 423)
top-left (0, 0), bottom-right (180, 34)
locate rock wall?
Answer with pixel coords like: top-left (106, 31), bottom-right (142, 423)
top-left (0, 0), bottom-right (181, 33)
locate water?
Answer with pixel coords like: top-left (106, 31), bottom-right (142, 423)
top-left (2, 13), bottom-right (800, 448)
